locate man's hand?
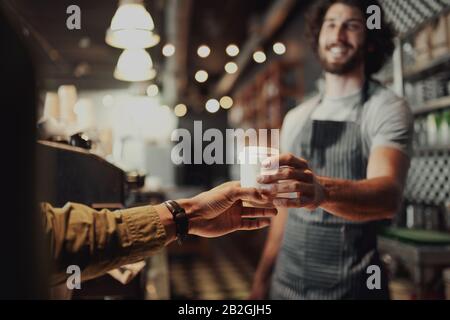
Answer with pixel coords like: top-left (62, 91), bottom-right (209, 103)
top-left (181, 182), bottom-right (278, 238)
top-left (257, 153), bottom-right (327, 210)
top-left (256, 147), bottom-right (410, 222)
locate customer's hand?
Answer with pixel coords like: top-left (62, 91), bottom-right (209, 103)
top-left (181, 182), bottom-right (277, 238)
top-left (257, 153), bottom-right (326, 210)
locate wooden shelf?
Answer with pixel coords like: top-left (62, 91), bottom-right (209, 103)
top-left (413, 145), bottom-right (450, 153)
top-left (232, 60), bottom-right (303, 130)
top-left (381, 52), bottom-right (450, 85)
top-left (413, 96), bottom-right (450, 115)
top-left (404, 52), bottom-right (450, 82)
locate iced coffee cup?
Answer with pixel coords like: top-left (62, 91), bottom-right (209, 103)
top-left (239, 146), bottom-right (278, 207)
top-left (239, 146), bottom-right (297, 207)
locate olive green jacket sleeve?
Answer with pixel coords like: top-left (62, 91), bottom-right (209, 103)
top-left (41, 202), bottom-right (167, 285)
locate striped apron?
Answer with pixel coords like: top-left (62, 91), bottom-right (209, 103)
top-left (270, 85), bottom-right (390, 300)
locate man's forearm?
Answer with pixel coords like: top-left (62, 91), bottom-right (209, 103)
top-left (254, 208), bottom-right (288, 280)
top-left (318, 176), bottom-right (403, 222)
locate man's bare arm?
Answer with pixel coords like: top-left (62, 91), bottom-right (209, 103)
top-left (260, 147), bottom-right (410, 222)
top-left (318, 147), bottom-right (410, 221)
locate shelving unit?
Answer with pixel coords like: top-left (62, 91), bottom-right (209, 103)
top-left (389, 7), bottom-right (450, 207)
top-left (230, 59), bottom-right (304, 131)
top-left (378, 1), bottom-right (450, 300)
top-left (382, 52), bottom-right (450, 85)
top-left (404, 52), bottom-right (450, 82)
top-left (414, 96), bottom-right (450, 115)
top-left (414, 145), bottom-right (450, 153)
top-left (382, 1), bottom-right (450, 158)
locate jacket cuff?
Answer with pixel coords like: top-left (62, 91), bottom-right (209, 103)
top-left (121, 205), bottom-right (167, 257)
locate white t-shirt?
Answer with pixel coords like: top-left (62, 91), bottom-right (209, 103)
top-left (280, 83), bottom-right (414, 159)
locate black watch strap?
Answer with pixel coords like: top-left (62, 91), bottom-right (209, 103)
top-left (163, 200), bottom-right (188, 245)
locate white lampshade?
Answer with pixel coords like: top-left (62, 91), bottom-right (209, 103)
top-left (114, 49), bottom-right (157, 82)
top-left (106, 0), bottom-right (160, 49)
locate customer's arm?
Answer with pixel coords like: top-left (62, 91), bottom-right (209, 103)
top-left (43, 182), bottom-right (276, 285)
top-left (44, 202), bottom-right (170, 285)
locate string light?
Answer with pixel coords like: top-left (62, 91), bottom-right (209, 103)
top-left (253, 51), bottom-right (266, 63)
top-left (174, 104), bottom-right (187, 117)
top-left (273, 42), bottom-right (286, 55)
top-left (162, 43), bottom-right (175, 57)
top-left (220, 96), bottom-right (233, 109)
top-left (205, 99), bottom-right (220, 113)
top-left (226, 44), bottom-right (239, 57)
top-left (224, 62), bottom-right (238, 74)
top-left (195, 70), bottom-right (208, 83)
top-left (197, 45), bottom-right (211, 58)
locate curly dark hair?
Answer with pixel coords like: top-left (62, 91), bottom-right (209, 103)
top-left (305, 0), bottom-right (395, 77)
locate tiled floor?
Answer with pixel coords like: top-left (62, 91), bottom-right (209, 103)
top-left (169, 240), bottom-right (256, 300)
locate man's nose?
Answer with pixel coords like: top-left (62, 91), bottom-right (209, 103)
top-left (330, 24), bottom-right (347, 43)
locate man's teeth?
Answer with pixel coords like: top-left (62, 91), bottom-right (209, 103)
top-left (329, 46), bottom-right (348, 58)
top-left (330, 47), bottom-right (346, 54)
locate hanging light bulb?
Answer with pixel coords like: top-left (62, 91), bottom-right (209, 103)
top-left (106, 0), bottom-right (160, 49)
top-left (114, 49), bottom-right (156, 82)
top-left (146, 84), bottom-right (159, 97)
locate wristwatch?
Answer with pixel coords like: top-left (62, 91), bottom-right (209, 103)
top-left (163, 200), bottom-right (189, 245)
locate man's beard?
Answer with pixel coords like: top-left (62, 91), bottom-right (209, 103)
top-left (318, 43), bottom-right (365, 75)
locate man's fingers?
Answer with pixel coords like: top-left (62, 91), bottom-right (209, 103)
top-left (270, 180), bottom-right (315, 195)
top-left (239, 218), bottom-right (272, 230)
top-left (262, 153), bottom-right (309, 170)
top-left (241, 207), bottom-right (278, 218)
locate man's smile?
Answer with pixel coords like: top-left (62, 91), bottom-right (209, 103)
top-left (326, 43), bottom-right (353, 60)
